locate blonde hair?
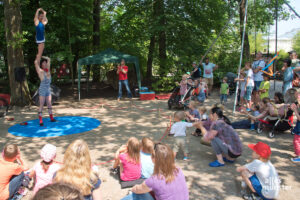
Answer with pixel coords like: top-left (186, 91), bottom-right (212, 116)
top-left (32, 182), bottom-right (84, 200)
top-left (54, 140), bottom-right (98, 196)
top-left (153, 143), bottom-right (178, 183)
top-left (3, 144), bottom-right (18, 159)
top-left (189, 101), bottom-right (198, 108)
top-left (198, 106), bottom-right (207, 113)
top-left (126, 137), bottom-right (140, 164)
top-left (174, 111), bottom-right (185, 121)
top-left (141, 137), bottom-right (154, 154)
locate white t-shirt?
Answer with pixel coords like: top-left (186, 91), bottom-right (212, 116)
top-left (252, 60), bottom-right (265, 81)
top-left (246, 69), bottom-right (254, 87)
top-left (245, 159), bottom-right (280, 199)
top-left (170, 121), bottom-right (193, 137)
top-left (200, 113), bottom-right (208, 120)
top-left (202, 63), bottom-right (216, 78)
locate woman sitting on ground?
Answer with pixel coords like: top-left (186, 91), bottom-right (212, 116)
top-left (53, 140), bottom-right (102, 200)
top-left (274, 92), bottom-right (284, 104)
top-left (198, 107), bottom-right (243, 167)
top-left (132, 143), bottom-right (189, 200)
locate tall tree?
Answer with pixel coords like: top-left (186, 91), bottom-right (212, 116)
top-left (92, 0), bottom-right (101, 82)
top-left (239, 0), bottom-right (250, 60)
top-left (4, 0), bottom-right (31, 106)
top-left (146, 35), bottom-right (155, 84)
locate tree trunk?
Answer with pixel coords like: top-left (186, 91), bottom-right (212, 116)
top-left (92, 0), bottom-right (101, 82)
top-left (146, 35), bottom-right (155, 85)
top-left (154, 0), bottom-right (167, 76)
top-left (239, 0), bottom-right (250, 60)
top-left (4, 0), bottom-right (31, 106)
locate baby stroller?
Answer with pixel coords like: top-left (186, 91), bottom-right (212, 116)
top-left (168, 85), bottom-right (195, 110)
top-left (225, 72), bottom-right (237, 95)
top-left (257, 107), bottom-right (294, 138)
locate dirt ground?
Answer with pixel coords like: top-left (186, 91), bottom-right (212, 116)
top-left (0, 88), bottom-right (299, 200)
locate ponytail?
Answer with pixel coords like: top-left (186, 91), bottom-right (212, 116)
top-left (211, 107), bottom-right (231, 125)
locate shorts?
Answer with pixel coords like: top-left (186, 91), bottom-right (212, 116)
top-left (39, 87), bottom-right (51, 97)
top-left (36, 39), bottom-right (45, 44)
top-left (204, 78), bottom-right (213, 88)
top-left (249, 174), bottom-right (272, 200)
top-left (245, 86), bottom-right (253, 101)
top-left (254, 81), bottom-right (262, 91)
top-left (173, 136), bottom-right (189, 154)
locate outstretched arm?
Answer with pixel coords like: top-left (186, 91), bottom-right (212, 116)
top-left (34, 8), bottom-right (41, 26)
top-left (34, 59), bottom-right (43, 75)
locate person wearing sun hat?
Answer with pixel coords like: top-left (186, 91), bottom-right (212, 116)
top-left (28, 144), bottom-right (61, 194)
top-left (236, 142), bottom-right (280, 200)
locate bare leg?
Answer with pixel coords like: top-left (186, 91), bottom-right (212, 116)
top-left (216, 154), bottom-right (225, 164)
top-left (241, 169), bottom-right (256, 193)
top-left (113, 157), bottom-right (120, 169)
top-left (46, 95), bottom-right (55, 121)
top-left (36, 43), bottom-right (45, 62)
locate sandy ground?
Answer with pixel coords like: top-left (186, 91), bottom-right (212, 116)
top-left (0, 88), bottom-right (299, 200)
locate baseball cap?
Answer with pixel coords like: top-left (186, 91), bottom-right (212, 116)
top-left (186, 72), bottom-right (191, 75)
top-left (248, 142), bottom-right (271, 159)
top-left (40, 144), bottom-right (57, 162)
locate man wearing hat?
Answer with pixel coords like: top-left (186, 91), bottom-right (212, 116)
top-left (236, 142), bottom-right (280, 200)
top-left (191, 61), bottom-right (201, 80)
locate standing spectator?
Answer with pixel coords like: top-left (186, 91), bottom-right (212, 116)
top-left (117, 59), bottom-right (132, 101)
top-left (258, 74), bottom-right (270, 100)
top-left (252, 52), bottom-right (266, 102)
top-left (202, 57), bottom-right (218, 96)
top-left (191, 61), bottom-right (201, 80)
top-left (281, 59), bottom-right (294, 94)
top-left (220, 77), bottom-right (229, 105)
top-left (242, 62), bottom-right (255, 111)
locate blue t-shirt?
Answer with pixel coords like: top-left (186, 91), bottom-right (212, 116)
top-left (202, 63), bottom-right (216, 78)
top-left (284, 67), bottom-right (294, 83)
top-left (189, 109), bottom-right (200, 119)
top-left (140, 151), bottom-right (154, 179)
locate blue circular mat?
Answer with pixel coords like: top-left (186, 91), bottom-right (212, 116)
top-left (8, 116), bottom-right (101, 138)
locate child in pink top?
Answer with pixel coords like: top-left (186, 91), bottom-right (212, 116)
top-left (29, 144), bottom-right (60, 194)
top-left (112, 137), bottom-right (141, 181)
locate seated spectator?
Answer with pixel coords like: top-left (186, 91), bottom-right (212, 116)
top-left (274, 92), bottom-right (284, 104)
top-left (185, 101), bottom-right (200, 122)
top-left (0, 144), bottom-right (27, 200)
top-left (198, 107), bottom-right (242, 167)
top-left (28, 144), bottom-right (60, 194)
top-left (111, 137), bottom-right (141, 181)
top-left (32, 182), bottom-right (84, 200)
top-left (140, 137), bottom-right (154, 179)
top-left (132, 143), bottom-right (189, 200)
top-left (236, 142), bottom-right (279, 200)
top-left (231, 104), bottom-right (260, 130)
top-left (53, 140), bottom-right (102, 200)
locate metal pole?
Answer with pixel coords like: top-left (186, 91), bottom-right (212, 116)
top-left (274, 0), bottom-right (278, 91)
top-left (254, 0), bottom-right (257, 56)
top-left (233, 0), bottom-right (249, 113)
top-left (267, 25), bottom-right (270, 58)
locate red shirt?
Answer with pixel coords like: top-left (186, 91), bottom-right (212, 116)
top-left (118, 66), bottom-right (128, 80)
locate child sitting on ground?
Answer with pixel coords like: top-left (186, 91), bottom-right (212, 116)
top-left (232, 104), bottom-right (260, 130)
top-left (111, 137), bottom-right (141, 181)
top-left (192, 106), bottom-right (208, 136)
top-left (170, 111), bottom-right (200, 160)
top-left (140, 138), bottom-right (154, 179)
top-left (220, 77), bottom-right (229, 105)
top-left (0, 144), bottom-right (27, 199)
top-left (236, 142), bottom-right (279, 200)
top-left (28, 144), bottom-right (60, 194)
top-left (185, 101), bottom-right (200, 122)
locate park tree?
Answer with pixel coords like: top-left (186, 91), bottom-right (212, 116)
top-left (3, 0), bottom-right (31, 105)
top-left (292, 30), bottom-right (300, 55)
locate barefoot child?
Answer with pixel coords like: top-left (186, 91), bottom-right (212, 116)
top-left (236, 142), bottom-right (279, 200)
top-left (140, 138), bottom-right (154, 179)
top-left (28, 144), bottom-right (60, 194)
top-left (111, 137), bottom-right (141, 181)
top-left (170, 111), bottom-right (200, 160)
top-left (235, 73), bottom-right (246, 107)
top-left (0, 144), bottom-right (27, 199)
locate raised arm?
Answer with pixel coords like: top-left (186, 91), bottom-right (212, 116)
top-left (34, 59), bottom-right (43, 75)
top-left (42, 56), bottom-right (51, 68)
top-left (40, 9), bottom-right (48, 25)
top-left (34, 8), bottom-right (41, 26)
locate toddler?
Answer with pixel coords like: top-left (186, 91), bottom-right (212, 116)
top-left (220, 77), bottom-right (229, 104)
top-left (235, 73), bottom-right (246, 107)
top-left (185, 101), bottom-right (200, 122)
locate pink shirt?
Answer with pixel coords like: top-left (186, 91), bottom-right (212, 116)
top-left (33, 162), bottom-right (60, 194)
top-left (179, 80), bottom-right (188, 95)
top-left (119, 153), bottom-right (141, 181)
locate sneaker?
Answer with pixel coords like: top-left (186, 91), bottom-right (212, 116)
top-left (291, 157), bottom-right (300, 163)
top-left (209, 160), bottom-right (225, 167)
top-left (183, 157), bottom-right (189, 161)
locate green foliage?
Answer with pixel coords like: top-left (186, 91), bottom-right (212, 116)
top-left (292, 31), bottom-right (300, 55)
top-left (249, 33), bottom-right (267, 54)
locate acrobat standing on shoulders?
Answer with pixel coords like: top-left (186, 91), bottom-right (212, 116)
top-left (34, 8), bottom-right (48, 62)
top-left (34, 56), bottom-right (56, 126)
